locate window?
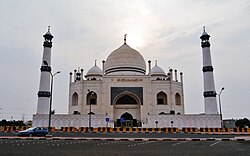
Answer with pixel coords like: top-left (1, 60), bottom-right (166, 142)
top-left (175, 92), bottom-right (181, 105)
top-left (90, 99), bottom-right (96, 104)
top-left (72, 92), bottom-right (78, 106)
top-left (170, 110), bottom-right (175, 114)
top-left (73, 111), bottom-right (80, 115)
top-left (157, 98), bottom-right (164, 104)
top-left (157, 92), bottom-right (167, 105)
top-left (87, 91), bottom-right (97, 105)
top-left (116, 95), bottom-right (137, 105)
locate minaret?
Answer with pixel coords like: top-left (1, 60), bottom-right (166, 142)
top-left (36, 27), bottom-right (54, 114)
top-left (200, 27), bottom-right (218, 114)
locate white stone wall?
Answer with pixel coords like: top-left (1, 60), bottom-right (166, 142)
top-left (33, 114), bottom-right (220, 129)
top-left (33, 114), bottom-right (107, 129)
top-left (145, 114), bottom-right (220, 129)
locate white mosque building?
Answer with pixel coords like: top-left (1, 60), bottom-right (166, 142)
top-left (33, 27), bottom-right (221, 129)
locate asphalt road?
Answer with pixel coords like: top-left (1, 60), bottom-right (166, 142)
top-left (0, 131), bottom-right (241, 139)
top-left (0, 139), bottom-right (249, 156)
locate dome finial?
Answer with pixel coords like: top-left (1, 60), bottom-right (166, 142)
top-left (155, 60), bottom-right (158, 66)
top-left (124, 34), bottom-right (127, 44)
top-left (203, 26), bottom-right (206, 32)
top-left (95, 59), bottom-right (97, 66)
top-left (48, 26), bottom-right (51, 32)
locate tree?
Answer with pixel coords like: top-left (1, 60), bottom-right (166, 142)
top-left (235, 118), bottom-right (250, 128)
top-left (0, 119), bottom-right (25, 126)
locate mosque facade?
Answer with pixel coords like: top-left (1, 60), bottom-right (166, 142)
top-left (33, 28), bottom-right (221, 129)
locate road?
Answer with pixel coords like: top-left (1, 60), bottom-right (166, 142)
top-left (0, 139), bottom-right (249, 156)
top-left (0, 131), bottom-right (242, 138)
top-left (0, 132), bottom-right (249, 155)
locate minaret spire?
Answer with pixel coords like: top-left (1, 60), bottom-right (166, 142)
top-left (200, 27), bottom-right (218, 114)
top-left (124, 34), bottom-right (127, 44)
top-left (37, 27), bottom-right (54, 114)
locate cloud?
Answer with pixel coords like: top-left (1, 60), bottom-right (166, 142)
top-left (0, 0), bottom-right (250, 120)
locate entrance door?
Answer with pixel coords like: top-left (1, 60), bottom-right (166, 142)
top-left (120, 112), bottom-right (134, 127)
top-left (113, 91), bottom-right (141, 127)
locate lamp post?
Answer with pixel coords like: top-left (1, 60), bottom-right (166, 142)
top-left (87, 89), bottom-right (93, 131)
top-left (43, 61), bottom-right (60, 133)
top-left (171, 121), bottom-right (174, 128)
top-left (218, 87), bottom-right (225, 128)
top-left (155, 121), bottom-right (158, 128)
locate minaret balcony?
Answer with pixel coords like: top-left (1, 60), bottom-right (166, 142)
top-left (202, 66), bottom-right (214, 72)
top-left (37, 91), bottom-right (51, 97)
top-left (203, 91), bottom-right (216, 97)
top-left (40, 65), bottom-right (51, 72)
top-left (43, 41), bottom-right (52, 48)
top-left (201, 42), bottom-right (210, 48)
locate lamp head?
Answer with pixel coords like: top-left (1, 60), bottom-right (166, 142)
top-left (43, 60), bottom-right (48, 66)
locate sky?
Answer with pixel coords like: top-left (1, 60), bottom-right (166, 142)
top-left (0, 0), bottom-right (250, 121)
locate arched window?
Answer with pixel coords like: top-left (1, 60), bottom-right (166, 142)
top-left (72, 92), bottom-right (78, 106)
top-left (157, 91), bottom-right (167, 105)
top-left (116, 95), bottom-right (137, 105)
top-left (159, 112), bottom-right (166, 115)
top-left (87, 91), bottom-right (97, 105)
top-left (175, 92), bottom-right (181, 105)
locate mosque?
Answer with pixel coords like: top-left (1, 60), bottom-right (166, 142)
top-left (33, 27), bottom-right (221, 129)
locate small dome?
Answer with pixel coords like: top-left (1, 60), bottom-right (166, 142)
top-left (45, 31), bottom-right (52, 35)
top-left (151, 64), bottom-right (166, 76)
top-left (43, 26), bottom-right (54, 39)
top-left (104, 44), bottom-right (146, 75)
top-left (86, 65), bottom-right (102, 76)
top-left (200, 26), bottom-right (210, 40)
top-left (202, 31), bottom-right (208, 36)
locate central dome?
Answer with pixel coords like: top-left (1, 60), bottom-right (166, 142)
top-left (104, 44), bottom-right (146, 75)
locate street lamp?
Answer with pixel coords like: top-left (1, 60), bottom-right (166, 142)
top-left (218, 87), bottom-right (225, 128)
top-left (155, 121), bottom-right (158, 128)
top-left (43, 61), bottom-right (60, 134)
top-left (171, 121), bottom-right (174, 128)
top-left (87, 89), bottom-right (94, 131)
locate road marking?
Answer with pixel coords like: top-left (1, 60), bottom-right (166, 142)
top-left (209, 141), bottom-right (221, 147)
top-left (172, 141), bottom-right (187, 146)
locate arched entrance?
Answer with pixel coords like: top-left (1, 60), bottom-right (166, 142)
top-left (113, 91), bottom-right (141, 127)
top-left (120, 112), bottom-right (134, 127)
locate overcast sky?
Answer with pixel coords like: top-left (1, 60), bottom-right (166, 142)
top-left (0, 0), bottom-right (250, 121)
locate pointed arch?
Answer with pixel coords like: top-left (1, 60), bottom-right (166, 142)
top-left (159, 112), bottom-right (166, 115)
top-left (87, 91), bottom-right (97, 105)
top-left (157, 91), bottom-right (167, 105)
top-left (175, 92), bottom-right (181, 105)
top-left (121, 112), bottom-right (133, 120)
top-left (114, 91), bottom-right (140, 105)
top-left (72, 92), bottom-right (78, 106)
